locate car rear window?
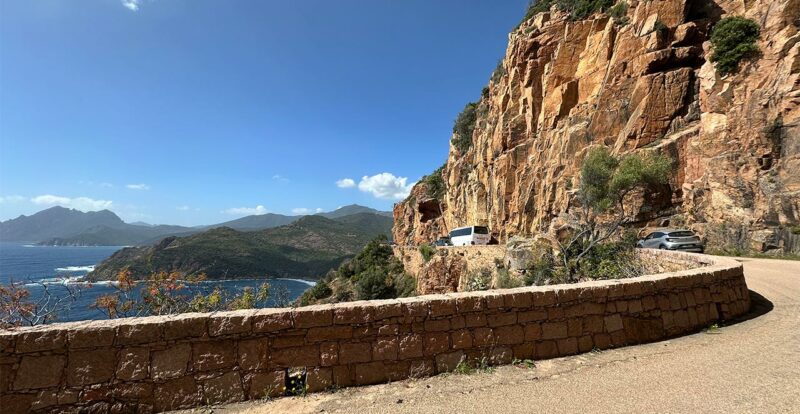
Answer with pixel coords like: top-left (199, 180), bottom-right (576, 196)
top-left (668, 231), bottom-right (695, 237)
top-left (473, 226), bottom-right (489, 234)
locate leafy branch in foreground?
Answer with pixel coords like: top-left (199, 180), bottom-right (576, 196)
top-left (0, 280), bottom-right (84, 328)
top-left (553, 147), bottom-right (672, 280)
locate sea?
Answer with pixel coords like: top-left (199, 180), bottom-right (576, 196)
top-left (0, 242), bottom-right (314, 323)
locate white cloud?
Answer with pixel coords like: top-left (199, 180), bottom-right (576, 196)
top-left (176, 205), bottom-right (190, 211)
top-left (291, 207), bottom-right (324, 215)
top-left (223, 205), bottom-right (269, 216)
top-left (357, 173), bottom-right (415, 200)
top-left (0, 195), bottom-right (25, 204)
top-left (336, 178), bottom-right (356, 188)
top-left (30, 195), bottom-right (113, 211)
top-left (272, 175), bottom-right (290, 183)
top-left (121, 0), bottom-right (140, 11)
top-left (126, 183), bottom-right (150, 191)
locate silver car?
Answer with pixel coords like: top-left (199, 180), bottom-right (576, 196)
top-left (637, 229), bottom-right (705, 253)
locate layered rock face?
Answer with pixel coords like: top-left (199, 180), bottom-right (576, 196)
top-left (394, 0), bottom-right (800, 253)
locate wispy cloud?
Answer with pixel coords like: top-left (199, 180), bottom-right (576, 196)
top-left (291, 207), bottom-right (323, 215)
top-left (336, 178), bottom-right (356, 188)
top-left (30, 195), bottom-right (113, 211)
top-left (357, 173), bottom-right (414, 200)
top-left (176, 205), bottom-right (191, 211)
top-left (126, 183), bottom-right (150, 191)
top-left (223, 205), bottom-right (269, 216)
top-left (0, 195), bottom-right (25, 204)
top-left (121, 0), bottom-right (140, 11)
top-left (272, 175), bottom-right (290, 183)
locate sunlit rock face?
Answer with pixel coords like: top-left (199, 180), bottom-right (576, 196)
top-left (394, 0), bottom-right (800, 253)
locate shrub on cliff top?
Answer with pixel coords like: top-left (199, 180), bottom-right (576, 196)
top-left (452, 102), bottom-right (478, 154)
top-left (710, 16), bottom-right (761, 75)
top-left (520, 0), bottom-right (614, 24)
top-left (422, 164), bottom-right (446, 200)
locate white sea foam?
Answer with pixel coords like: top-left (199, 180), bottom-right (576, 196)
top-left (276, 278), bottom-right (317, 287)
top-left (55, 265), bottom-right (95, 272)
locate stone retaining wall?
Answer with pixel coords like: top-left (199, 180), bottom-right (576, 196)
top-left (0, 250), bottom-right (750, 413)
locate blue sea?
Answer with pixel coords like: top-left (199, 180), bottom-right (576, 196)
top-left (0, 242), bottom-right (313, 323)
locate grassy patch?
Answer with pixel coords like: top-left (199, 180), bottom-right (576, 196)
top-left (419, 243), bottom-right (436, 262)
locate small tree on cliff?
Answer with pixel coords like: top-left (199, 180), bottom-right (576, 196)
top-left (555, 147), bottom-right (672, 279)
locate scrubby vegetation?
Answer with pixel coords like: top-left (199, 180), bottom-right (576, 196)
top-left (521, 0), bottom-right (614, 23)
top-left (550, 147), bottom-right (672, 281)
top-left (607, 1), bottom-right (628, 25)
top-left (451, 102), bottom-right (478, 154)
top-left (419, 243), bottom-right (436, 262)
top-left (709, 16), bottom-right (761, 75)
top-left (298, 235), bottom-right (416, 305)
top-left (421, 164), bottom-right (447, 200)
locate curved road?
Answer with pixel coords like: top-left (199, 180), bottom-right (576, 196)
top-left (179, 258), bottom-right (800, 414)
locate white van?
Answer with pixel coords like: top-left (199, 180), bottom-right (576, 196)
top-left (449, 226), bottom-right (490, 246)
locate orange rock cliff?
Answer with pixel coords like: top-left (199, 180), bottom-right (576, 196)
top-left (393, 0), bottom-right (800, 253)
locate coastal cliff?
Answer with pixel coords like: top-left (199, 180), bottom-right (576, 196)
top-left (393, 0), bottom-right (800, 253)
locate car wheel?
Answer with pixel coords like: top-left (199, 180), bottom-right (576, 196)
top-left (659, 245), bottom-right (667, 250)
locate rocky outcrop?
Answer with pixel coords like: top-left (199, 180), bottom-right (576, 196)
top-left (393, 0), bottom-right (800, 253)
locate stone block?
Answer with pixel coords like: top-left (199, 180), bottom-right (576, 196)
top-left (68, 324), bottom-right (115, 349)
top-left (306, 367), bottom-right (333, 392)
top-left (339, 342), bottom-right (372, 364)
top-left (451, 330), bottom-right (473, 349)
top-left (567, 319), bottom-right (582, 337)
top-left (456, 296), bottom-right (484, 313)
top-left (192, 341), bottom-right (236, 371)
top-left (373, 302), bottom-right (403, 320)
top-left (541, 322), bottom-right (568, 339)
top-left (320, 342), bottom-right (339, 366)
top-left (408, 359), bottom-right (435, 378)
top-left (116, 347), bottom-right (149, 381)
top-left (487, 312), bottom-right (517, 327)
top-left (246, 371), bottom-right (285, 399)
top-left (604, 314), bottom-right (624, 333)
top-left (355, 361), bottom-right (388, 385)
top-left (578, 335), bottom-right (594, 353)
top-left (272, 334), bottom-right (305, 348)
top-left (332, 365), bottom-right (353, 387)
top-left (238, 338), bottom-right (269, 371)
top-left (373, 337), bottom-right (399, 361)
top-left (151, 343), bottom-right (191, 380)
top-left (16, 330), bottom-right (66, 353)
top-left (67, 348), bottom-right (116, 386)
top-left (163, 314), bottom-right (207, 340)
top-left (12, 355), bottom-right (65, 390)
top-left (112, 382), bottom-right (153, 401)
top-left (504, 291), bottom-right (533, 308)
top-left (252, 310), bottom-right (292, 333)
top-left (202, 371), bottom-right (244, 405)
top-left (117, 322), bottom-right (161, 345)
top-left (270, 345), bottom-right (320, 368)
top-left (513, 342), bottom-right (535, 359)
top-left (435, 351), bottom-right (464, 373)
top-left (398, 334), bottom-right (423, 359)
top-left (488, 346), bottom-right (513, 365)
top-left (465, 313), bottom-right (487, 327)
top-left (424, 319), bottom-right (450, 332)
top-left (209, 312), bottom-right (251, 336)
top-left (524, 323), bottom-right (542, 341)
top-left (557, 337), bottom-right (578, 356)
top-left (333, 303), bottom-right (375, 324)
top-left (153, 376), bottom-right (201, 412)
top-left (423, 332), bottom-right (449, 355)
top-left (429, 298), bottom-right (456, 317)
top-left (472, 327), bottom-right (494, 348)
top-left (518, 309), bottom-right (548, 323)
top-left (306, 325), bottom-right (353, 342)
top-left (494, 325), bottom-right (524, 345)
top-left (449, 315), bottom-right (466, 330)
top-left (293, 306), bottom-right (333, 328)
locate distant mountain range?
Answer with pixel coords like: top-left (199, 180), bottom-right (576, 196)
top-left (87, 213), bottom-right (393, 281)
top-left (0, 204), bottom-right (391, 246)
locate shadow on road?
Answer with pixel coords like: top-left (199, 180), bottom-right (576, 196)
top-left (723, 290), bottom-right (774, 326)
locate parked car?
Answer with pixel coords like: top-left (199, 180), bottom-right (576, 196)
top-left (433, 236), bottom-right (452, 246)
top-left (637, 229), bottom-right (704, 253)
top-left (449, 226), bottom-right (490, 246)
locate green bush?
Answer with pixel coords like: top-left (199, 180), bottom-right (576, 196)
top-left (524, 254), bottom-right (555, 286)
top-left (465, 268), bottom-right (492, 291)
top-left (452, 102), bottom-right (478, 154)
top-left (520, 0), bottom-right (613, 24)
top-left (710, 17), bottom-right (760, 75)
top-left (422, 164), bottom-right (446, 200)
top-left (608, 1), bottom-right (628, 25)
top-left (336, 235), bottom-right (416, 301)
top-left (419, 243), bottom-right (436, 262)
top-left (496, 267), bottom-right (524, 289)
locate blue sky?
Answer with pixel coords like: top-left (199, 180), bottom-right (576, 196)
top-left (0, 0), bottom-right (527, 226)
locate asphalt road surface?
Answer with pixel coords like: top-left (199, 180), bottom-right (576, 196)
top-left (176, 257), bottom-right (800, 414)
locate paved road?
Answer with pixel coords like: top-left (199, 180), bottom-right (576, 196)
top-left (180, 258), bottom-right (800, 414)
